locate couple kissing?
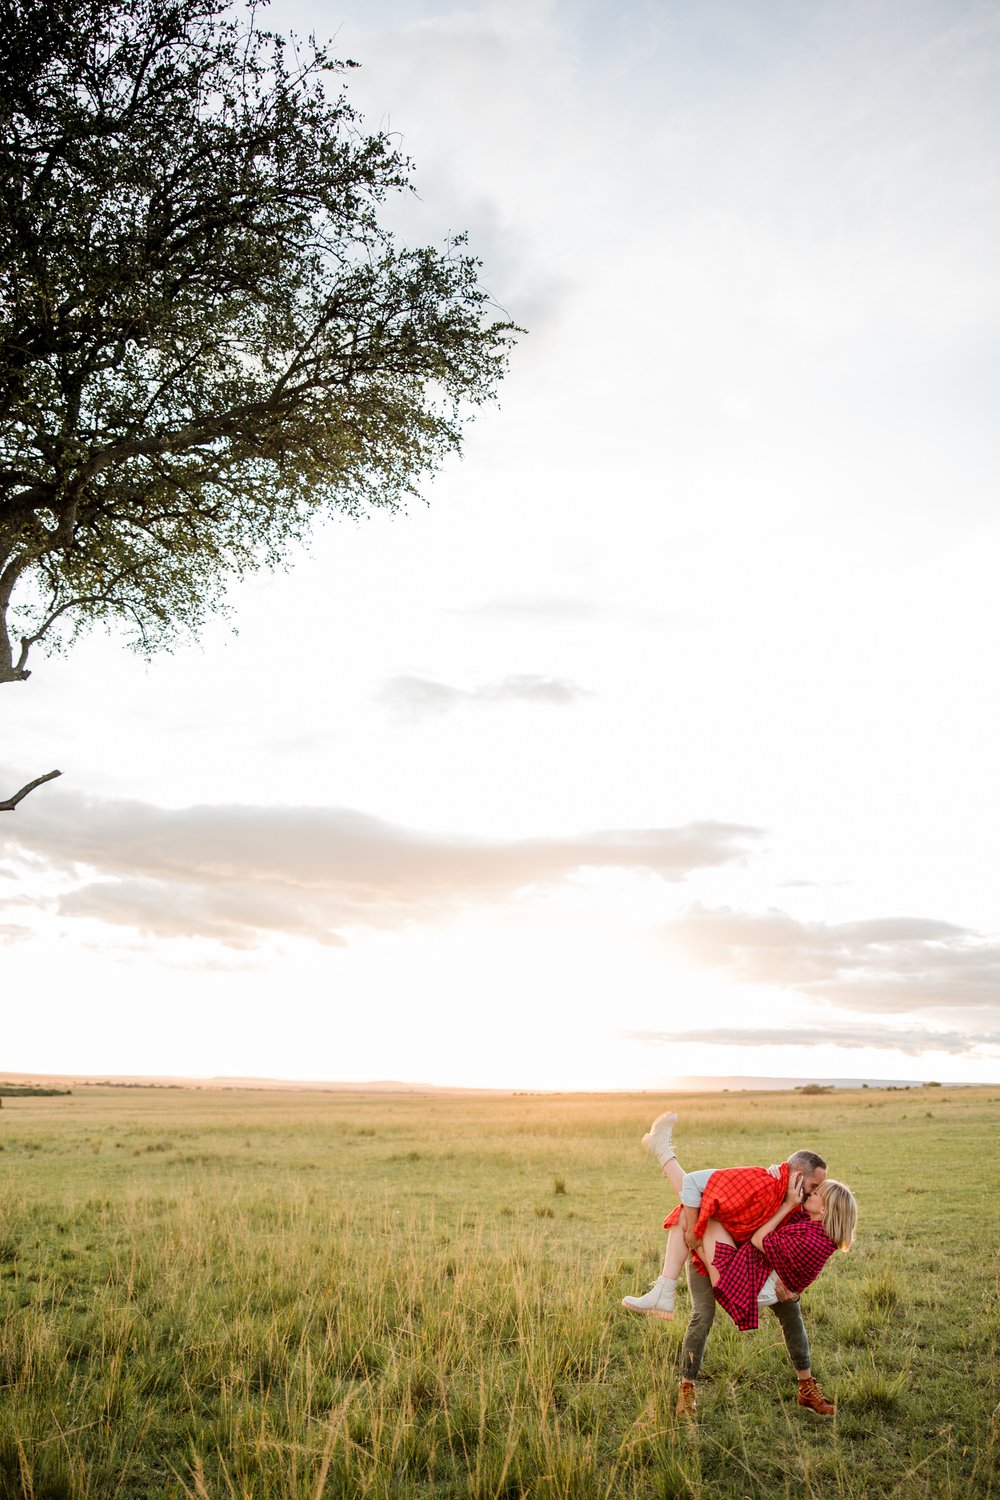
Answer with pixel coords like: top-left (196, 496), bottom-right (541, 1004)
top-left (622, 1110), bottom-right (857, 1419)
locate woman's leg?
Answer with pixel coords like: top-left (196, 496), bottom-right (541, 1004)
top-left (622, 1217), bottom-right (689, 1318)
top-left (660, 1221), bottom-right (689, 1280)
top-left (699, 1218), bottom-right (736, 1288)
top-left (643, 1110), bottom-right (679, 1177)
top-left (651, 1123), bottom-right (687, 1284)
top-left (622, 1112), bottom-right (688, 1320)
top-left (662, 1155), bottom-right (684, 1195)
top-left (643, 1111), bottom-right (684, 1194)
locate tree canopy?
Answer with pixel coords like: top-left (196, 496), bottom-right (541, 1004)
top-left (0, 0), bottom-right (515, 717)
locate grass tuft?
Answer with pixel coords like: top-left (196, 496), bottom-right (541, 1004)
top-left (860, 1272), bottom-right (900, 1315)
top-left (847, 1365), bottom-right (908, 1412)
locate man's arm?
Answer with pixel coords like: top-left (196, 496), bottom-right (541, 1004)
top-left (681, 1204), bottom-right (700, 1248)
top-left (679, 1169), bottom-right (716, 1249)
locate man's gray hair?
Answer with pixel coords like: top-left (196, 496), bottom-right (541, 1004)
top-left (788, 1149), bottom-right (827, 1174)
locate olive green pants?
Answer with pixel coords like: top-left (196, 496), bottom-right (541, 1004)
top-left (680, 1260), bottom-right (811, 1379)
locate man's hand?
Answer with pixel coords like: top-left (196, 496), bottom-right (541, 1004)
top-left (774, 1277), bottom-right (799, 1303)
top-left (680, 1204), bottom-right (701, 1252)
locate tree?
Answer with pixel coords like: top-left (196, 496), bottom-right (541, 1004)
top-left (0, 0), bottom-right (516, 805)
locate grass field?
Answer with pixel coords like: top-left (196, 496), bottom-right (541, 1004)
top-left (0, 1083), bottom-right (997, 1498)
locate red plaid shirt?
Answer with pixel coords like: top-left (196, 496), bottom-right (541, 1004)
top-left (712, 1220), bottom-right (837, 1331)
top-left (663, 1162), bottom-right (793, 1242)
top-left (663, 1163), bottom-right (799, 1276)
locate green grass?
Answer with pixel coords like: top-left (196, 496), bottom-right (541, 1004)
top-left (0, 1084), bottom-right (997, 1498)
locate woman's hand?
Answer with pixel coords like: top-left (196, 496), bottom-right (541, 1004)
top-left (753, 1173), bottom-right (806, 1251)
top-left (785, 1170), bottom-right (805, 1205)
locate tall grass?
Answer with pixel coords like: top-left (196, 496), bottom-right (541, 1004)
top-left (0, 1085), bottom-right (996, 1497)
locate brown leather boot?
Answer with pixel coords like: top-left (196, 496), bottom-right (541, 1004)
top-left (675, 1379), bottom-right (697, 1418)
top-left (797, 1376), bottom-right (835, 1415)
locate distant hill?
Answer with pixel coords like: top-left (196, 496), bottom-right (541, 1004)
top-left (0, 1070), bottom-right (968, 1094)
top-left (669, 1074), bottom-right (938, 1091)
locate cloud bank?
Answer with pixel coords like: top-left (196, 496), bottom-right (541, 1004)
top-left (624, 1024), bottom-right (998, 1058)
top-left (666, 905), bottom-right (1000, 1013)
top-left (0, 785), bottom-right (759, 949)
top-left (375, 672), bottom-right (591, 720)
top-left (454, 596), bottom-right (605, 623)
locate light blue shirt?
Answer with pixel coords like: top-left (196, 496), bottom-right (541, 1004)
top-left (679, 1168), bottom-right (718, 1208)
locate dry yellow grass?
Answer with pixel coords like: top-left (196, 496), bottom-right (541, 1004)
top-left (0, 1083), bottom-right (997, 1497)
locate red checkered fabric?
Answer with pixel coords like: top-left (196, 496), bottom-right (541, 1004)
top-left (761, 1219), bottom-right (837, 1293)
top-left (663, 1162), bottom-right (792, 1242)
top-left (711, 1220), bottom-right (837, 1331)
top-left (693, 1164), bottom-right (792, 1241)
top-left (709, 1240), bottom-right (770, 1330)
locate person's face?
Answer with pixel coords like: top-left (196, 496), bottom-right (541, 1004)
top-left (801, 1166), bottom-right (827, 1199)
top-left (803, 1186), bottom-right (826, 1220)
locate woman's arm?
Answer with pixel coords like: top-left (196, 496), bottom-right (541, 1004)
top-left (750, 1178), bottom-right (802, 1252)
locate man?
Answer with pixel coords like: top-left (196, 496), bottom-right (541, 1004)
top-left (640, 1111), bottom-right (836, 1419)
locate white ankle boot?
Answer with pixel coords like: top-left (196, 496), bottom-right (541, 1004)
top-left (642, 1110), bottom-right (678, 1168)
top-left (622, 1275), bottom-right (676, 1320)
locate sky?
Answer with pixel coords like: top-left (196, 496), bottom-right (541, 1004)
top-left (2, 0), bottom-right (999, 1090)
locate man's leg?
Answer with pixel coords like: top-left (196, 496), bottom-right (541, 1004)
top-left (770, 1298), bottom-right (811, 1374)
top-left (768, 1301), bottom-right (836, 1415)
top-left (676, 1262), bottom-right (715, 1416)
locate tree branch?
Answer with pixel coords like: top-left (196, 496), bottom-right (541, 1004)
top-left (0, 769), bottom-right (62, 811)
top-left (9, 572), bottom-right (143, 678)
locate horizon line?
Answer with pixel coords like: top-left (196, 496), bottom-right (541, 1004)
top-left (2, 1069), bottom-right (991, 1094)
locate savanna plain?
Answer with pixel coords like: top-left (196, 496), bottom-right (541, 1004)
top-left (0, 1082), bottom-right (997, 1499)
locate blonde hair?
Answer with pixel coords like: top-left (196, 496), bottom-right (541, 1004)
top-left (818, 1179), bottom-right (857, 1250)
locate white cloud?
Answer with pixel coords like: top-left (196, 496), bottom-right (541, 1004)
top-left (375, 671), bottom-right (591, 720)
top-left (665, 904), bottom-right (1000, 1013)
top-left (1, 782), bottom-right (759, 948)
top-left (454, 596), bottom-right (606, 623)
top-left (624, 1023), bottom-right (999, 1058)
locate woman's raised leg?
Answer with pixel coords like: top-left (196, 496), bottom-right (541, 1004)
top-left (662, 1154), bottom-right (684, 1195)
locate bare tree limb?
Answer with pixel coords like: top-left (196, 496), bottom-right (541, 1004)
top-left (0, 769), bottom-right (62, 811)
